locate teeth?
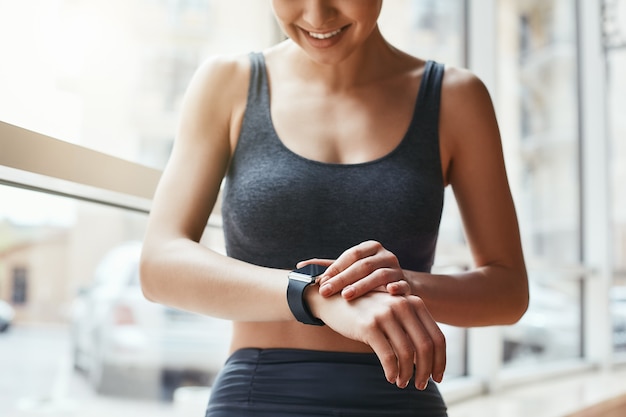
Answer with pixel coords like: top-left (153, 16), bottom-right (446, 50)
top-left (308, 28), bottom-right (342, 39)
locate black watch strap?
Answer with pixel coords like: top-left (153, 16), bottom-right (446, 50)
top-left (287, 267), bottom-right (326, 326)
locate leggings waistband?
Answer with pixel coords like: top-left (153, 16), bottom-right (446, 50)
top-left (226, 347), bottom-right (381, 365)
top-left (206, 348), bottom-right (448, 417)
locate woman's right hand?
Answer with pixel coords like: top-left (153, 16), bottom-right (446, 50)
top-left (308, 289), bottom-right (446, 390)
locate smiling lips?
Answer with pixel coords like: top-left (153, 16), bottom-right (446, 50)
top-left (308, 27), bottom-right (343, 39)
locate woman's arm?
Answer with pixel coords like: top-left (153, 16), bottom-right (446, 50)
top-left (306, 68), bottom-right (529, 327)
top-left (139, 55), bottom-right (295, 322)
top-left (422, 67), bottom-right (528, 326)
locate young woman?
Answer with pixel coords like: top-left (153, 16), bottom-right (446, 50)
top-left (140, 1), bottom-right (529, 416)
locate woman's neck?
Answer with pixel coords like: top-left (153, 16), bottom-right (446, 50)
top-left (274, 28), bottom-right (408, 92)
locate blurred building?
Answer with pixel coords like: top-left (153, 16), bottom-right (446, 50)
top-left (0, 226), bottom-right (69, 323)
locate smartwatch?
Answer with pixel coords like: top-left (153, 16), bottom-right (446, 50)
top-left (287, 264), bottom-right (327, 326)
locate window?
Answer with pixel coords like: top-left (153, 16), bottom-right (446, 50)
top-left (0, 2), bottom-right (473, 413)
top-left (380, 0), bottom-right (466, 66)
top-left (6, 0), bottom-right (621, 413)
top-left (11, 267), bottom-right (28, 304)
top-left (0, 0), bottom-right (278, 169)
top-left (380, 0), bottom-right (469, 379)
top-left (0, 183), bottom-right (233, 414)
top-left (0, 1), bottom-right (274, 412)
top-left (606, 0), bottom-right (626, 354)
top-left (497, 0), bottom-right (582, 366)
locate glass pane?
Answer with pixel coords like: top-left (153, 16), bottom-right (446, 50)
top-left (0, 0), bottom-right (277, 169)
top-left (612, 285), bottom-right (626, 354)
top-left (610, 55), bottom-right (626, 275)
top-left (608, 44), bottom-right (626, 353)
top-left (503, 274), bottom-right (581, 365)
top-left (379, 0), bottom-right (466, 66)
top-left (0, 185), bottom-right (231, 416)
top-left (496, 0), bottom-right (582, 365)
top-left (380, 0), bottom-right (468, 262)
top-left (380, 0), bottom-right (468, 378)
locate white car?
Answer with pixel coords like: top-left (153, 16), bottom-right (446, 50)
top-left (70, 241), bottom-right (232, 399)
top-left (0, 300), bottom-right (15, 332)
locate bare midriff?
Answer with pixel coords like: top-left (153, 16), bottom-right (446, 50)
top-left (230, 321), bottom-right (374, 354)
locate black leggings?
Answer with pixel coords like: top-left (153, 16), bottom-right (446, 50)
top-left (205, 348), bottom-right (448, 417)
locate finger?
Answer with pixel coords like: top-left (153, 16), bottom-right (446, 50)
top-left (320, 241), bottom-right (383, 286)
top-left (365, 329), bottom-right (399, 385)
top-left (412, 298), bottom-right (447, 383)
top-left (387, 280), bottom-right (412, 296)
top-left (295, 259), bottom-right (334, 269)
top-left (321, 243), bottom-right (399, 297)
top-left (340, 267), bottom-right (399, 300)
top-left (405, 319), bottom-right (433, 389)
top-left (320, 263), bottom-right (380, 298)
top-left (379, 309), bottom-right (418, 388)
top-left (405, 297), bottom-right (446, 388)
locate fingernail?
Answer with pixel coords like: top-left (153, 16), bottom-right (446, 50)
top-left (320, 284), bottom-right (332, 296)
top-left (395, 378), bottom-right (407, 388)
top-left (342, 286), bottom-right (355, 299)
top-left (419, 380), bottom-right (429, 390)
top-left (435, 373), bottom-right (443, 383)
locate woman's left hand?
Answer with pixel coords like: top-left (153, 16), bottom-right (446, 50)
top-left (297, 240), bottom-right (413, 300)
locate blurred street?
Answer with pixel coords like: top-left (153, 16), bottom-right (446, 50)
top-left (0, 324), bottom-right (210, 417)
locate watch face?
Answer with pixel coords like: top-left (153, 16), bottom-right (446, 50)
top-left (290, 264), bottom-right (328, 282)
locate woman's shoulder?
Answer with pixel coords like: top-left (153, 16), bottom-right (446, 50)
top-left (437, 64), bottom-right (501, 178)
top-left (179, 53), bottom-right (253, 137)
top-left (438, 64), bottom-right (496, 128)
top-left (188, 53), bottom-right (252, 100)
top-left (174, 53), bottom-right (254, 155)
top-left (440, 65), bottom-right (490, 101)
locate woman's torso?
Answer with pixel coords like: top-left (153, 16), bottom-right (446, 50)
top-left (222, 43), bottom-right (446, 353)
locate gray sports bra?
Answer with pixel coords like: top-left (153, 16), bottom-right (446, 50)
top-left (221, 52), bottom-right (445, 272)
